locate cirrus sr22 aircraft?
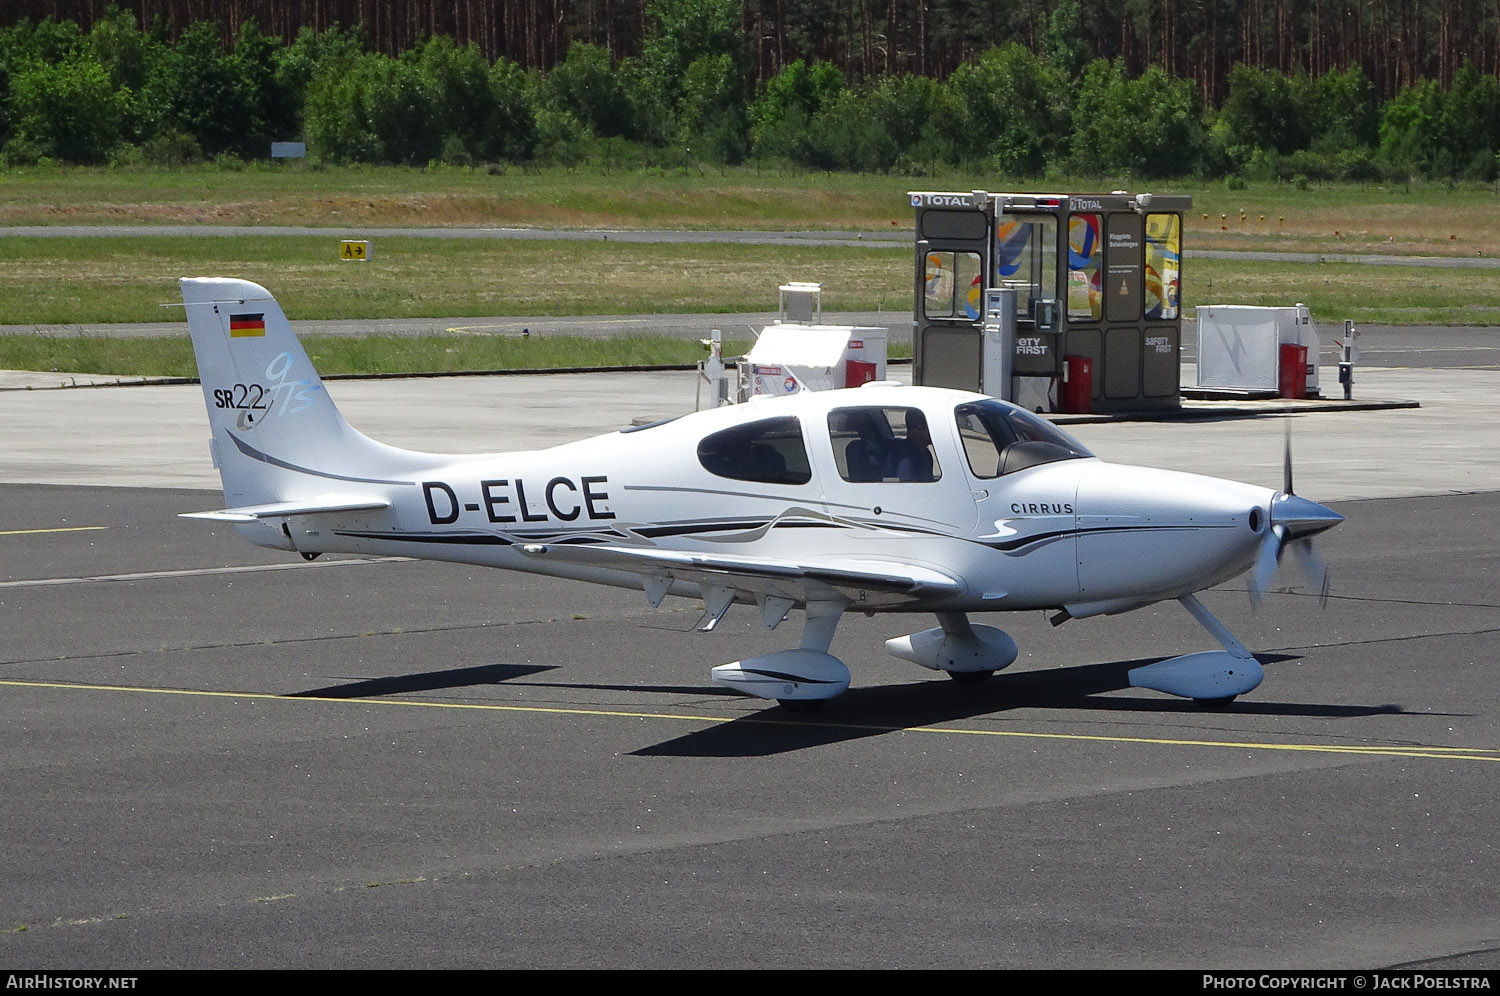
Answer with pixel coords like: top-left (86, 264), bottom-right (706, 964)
top-left (180, 277), bottom-right (1342, 710)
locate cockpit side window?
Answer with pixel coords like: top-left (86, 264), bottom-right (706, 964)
top-left (955, 400), bottom-right (1093, 479)
top-left (827, 406), bottom-right (942, 483)
top-left (696, 415), bottom-right (812, 485)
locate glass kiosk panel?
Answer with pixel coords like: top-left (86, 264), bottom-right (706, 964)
top-left (994, 216), bottom-right (1056, 320)
top-left (1067, 213), bottom-right (1103, 321)
top-left (923, 250), bottom-right (983, 320)
top-left (1145, 213), bottom-right (1182, 320)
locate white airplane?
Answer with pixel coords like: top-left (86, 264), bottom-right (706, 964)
top-left (179, 277), bottom-right (1342, 709)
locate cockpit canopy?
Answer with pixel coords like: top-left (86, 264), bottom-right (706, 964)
top-left (954, 399), bottom-right (1093, 477)
top-left (693, 398), bottom-right (1092, 487)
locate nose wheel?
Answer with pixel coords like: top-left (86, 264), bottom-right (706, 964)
top-left (1127, 595), bottom-right (1265, 705)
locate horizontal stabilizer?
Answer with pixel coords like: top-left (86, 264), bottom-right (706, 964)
top-left (180, 494), bottom-right (392, 523)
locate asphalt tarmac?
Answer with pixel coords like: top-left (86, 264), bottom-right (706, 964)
top-left (2, 353), bottom-right (1498, 968)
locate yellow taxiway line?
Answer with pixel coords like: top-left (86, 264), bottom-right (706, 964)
top-left (3, 677), bottom-right (1497, 764)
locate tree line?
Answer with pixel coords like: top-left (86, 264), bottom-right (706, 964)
top-left (6, 0), bottom-right (1500, 102)
top-left (1, 2), bottom-right (1497, 182)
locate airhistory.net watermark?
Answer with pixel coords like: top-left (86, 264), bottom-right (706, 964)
top-left (5, 977), bottom-right (138, 990)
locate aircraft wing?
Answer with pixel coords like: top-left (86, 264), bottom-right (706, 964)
top-left (518, 541), bottom-right (962, 608)
top-left (180, 494), bottom-right (393, 523)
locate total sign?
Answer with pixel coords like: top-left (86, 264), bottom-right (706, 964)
top-left (751, 365), bottom-right (801, 396)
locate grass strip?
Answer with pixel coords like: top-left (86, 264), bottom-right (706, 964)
top-left (3, 235), bottom-right (1497, 329)
top-left (0, 333), bottom-right (778, 379)
top-left (1192, 258), bottom-right (1500, 326)
top-left (4, 163), bottom-right (1498, 257)
top-left (0, 236), bottom-right (908, 325)
top-left (3, 257), bottom-right (1494, 378)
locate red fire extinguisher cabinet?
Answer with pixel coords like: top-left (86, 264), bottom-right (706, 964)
top-left (1062, 355), bottom-right (1093, 414)
top-left (1279, 344), bottom-right (1308, 399)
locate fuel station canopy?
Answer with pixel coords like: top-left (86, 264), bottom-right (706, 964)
top-left (911, 190), bottom-right (1191, 414)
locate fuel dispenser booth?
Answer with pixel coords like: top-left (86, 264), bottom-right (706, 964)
top-left (911, 190), bottom-right (1191, 414)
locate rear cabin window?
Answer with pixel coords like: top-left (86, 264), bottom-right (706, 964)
top-left (827, 406), bottom-right (942, 483)
top-left (696, 415), bottom-right (812, 485)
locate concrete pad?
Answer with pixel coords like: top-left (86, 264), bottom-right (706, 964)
top-left (0, 364), bottom-right (1486, 503)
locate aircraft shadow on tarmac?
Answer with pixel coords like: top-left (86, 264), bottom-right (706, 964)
top-left (283, 654), bottom-right (1406, 757)
top-left (633, 654), bottom-right (1410, 758)
top-left (288, 662), bottom-right (559, 698)
top-left (288, 661), bottom-right (732, 700)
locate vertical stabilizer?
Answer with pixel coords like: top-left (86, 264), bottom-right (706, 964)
top-left (180, 277), bottom-right (427, 508)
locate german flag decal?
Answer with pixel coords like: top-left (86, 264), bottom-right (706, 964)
top-left (229, 313), bottom-right (266, 337)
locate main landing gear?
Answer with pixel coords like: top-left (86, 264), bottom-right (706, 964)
top-left (710, 600), bottom-right (852, 709)
top-left (886, 612), bottom-right (1018, 682)
top-left (710, 594), bottom-right (1262, 710)
top-left (712, 605), bottom-right (1025, 709)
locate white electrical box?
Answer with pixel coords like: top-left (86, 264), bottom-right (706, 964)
top-left (1196, 304), bottom-right (1320, 394)
top-left (743, 324), bottom-right (888, 398)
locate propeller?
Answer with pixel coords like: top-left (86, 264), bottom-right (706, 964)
top-left (1248, 424), bottom-right (1342, 608)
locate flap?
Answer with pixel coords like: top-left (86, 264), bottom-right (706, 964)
top-left (519, 542), bottom-right (961, 607)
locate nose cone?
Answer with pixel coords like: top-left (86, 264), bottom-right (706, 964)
top-left (1272, 493), bottom-right (1344, 540)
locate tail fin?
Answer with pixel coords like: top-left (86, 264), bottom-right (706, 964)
top-left (180, 277), bottom-right (428, 509)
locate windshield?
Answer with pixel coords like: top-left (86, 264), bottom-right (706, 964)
top-left (954, 400), bottom-right (1093, 478)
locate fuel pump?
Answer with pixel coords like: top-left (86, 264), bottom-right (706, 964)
top-left (697, 328), bottom-right (731, 409)
top-left (1336, 321), bottom-right (1359, 400)
top-left (981, 287), bottom-right (1016, 400)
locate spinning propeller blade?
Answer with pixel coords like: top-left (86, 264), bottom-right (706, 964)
top-left (1248, 425), bottom-right (1341, 608)
top-left (1249, 523), bottom-right (1285, 608)
top-left (1283, 421), bottom-right (1294, 496)
top-left (1288, 539), bottom-right (1332, 608)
